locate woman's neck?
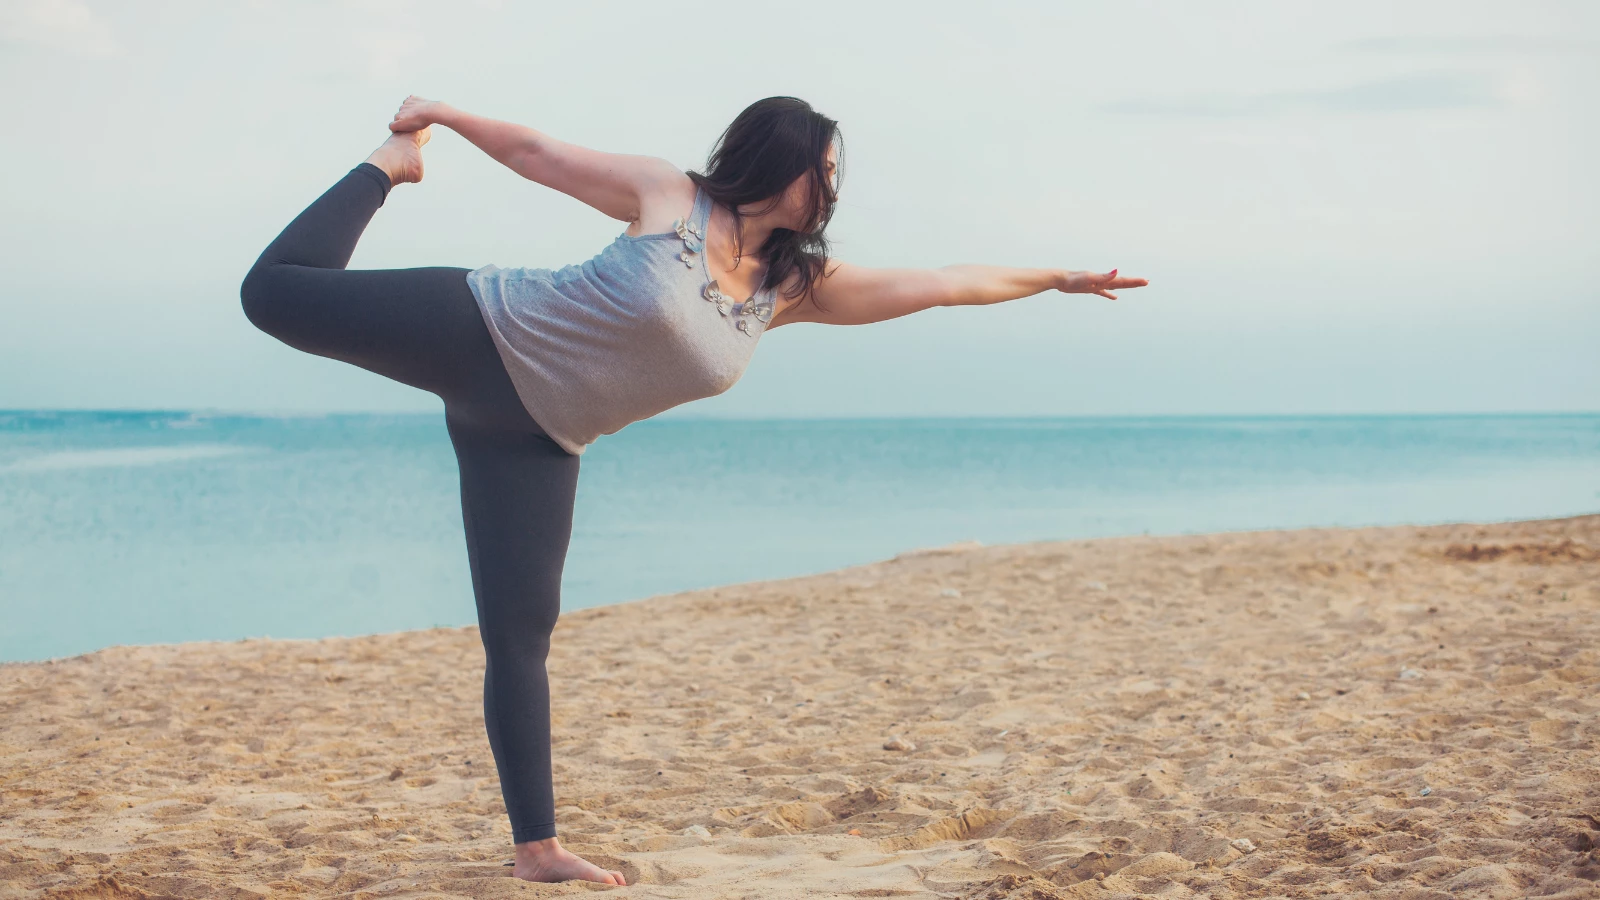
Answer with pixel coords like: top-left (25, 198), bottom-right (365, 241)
top-left (710, 201), bottom-right (789, 263)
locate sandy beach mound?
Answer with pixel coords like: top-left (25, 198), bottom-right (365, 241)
top-left (3, 515), bottom-right (1598, 898)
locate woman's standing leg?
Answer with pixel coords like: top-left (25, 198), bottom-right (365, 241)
top-left (445, 408), bottom-right (571, 840)
top-left (238, 130), bottom-right (623, 885)
top-left (446, 399), bottom-right (622, 886)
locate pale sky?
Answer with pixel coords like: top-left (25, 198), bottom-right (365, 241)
top-left (1, 0), bottom-right (1595, 416)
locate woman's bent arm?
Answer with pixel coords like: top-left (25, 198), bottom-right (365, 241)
top-left (433, 106), bottom-right (544, 177)
top-left (389, 96), bottom-right (680, 224)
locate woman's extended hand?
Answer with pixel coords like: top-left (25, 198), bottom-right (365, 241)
top-left (390, 95), bottom-right (449, 133)
top-left (1057, 269), bottom-right (1149, 300)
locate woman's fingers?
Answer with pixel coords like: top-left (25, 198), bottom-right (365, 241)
top-left (388, 95), bottom-right (435, 132)
top-left (1101, 270), bottom-right (1152, 289)
top-left (1094, 270), bottom-right (1121, 299)
top-left (389, 115), bottom-right (425, 133)
top-left (1058, 269), bottom-right (1148, 297)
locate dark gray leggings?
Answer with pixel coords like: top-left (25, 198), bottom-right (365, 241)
top-left (241, 162), bottom-right (575, 843)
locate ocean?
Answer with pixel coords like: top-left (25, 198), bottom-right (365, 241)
top-left (2, 411), bottom-right (1596, 663)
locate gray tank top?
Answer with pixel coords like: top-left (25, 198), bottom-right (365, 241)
top-left (465, 184), bottom-right (777, 455)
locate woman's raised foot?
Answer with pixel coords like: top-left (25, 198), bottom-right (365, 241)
top-left (511, 836), bottom-right (627, 886)
top-left (363, 126), bottom-right (431, 187)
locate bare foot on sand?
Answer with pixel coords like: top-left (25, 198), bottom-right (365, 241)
top-left (363, 127), bottom-right (431, 187)
top-left (512, 836), bottom-right (627, 885)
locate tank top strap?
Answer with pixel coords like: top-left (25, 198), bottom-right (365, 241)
top-left (751, 277), bottom-right (779, 316)
top-left (689, 183), bottom-right (712, 241)
top-left (687, 184), bottom-right (774, 317)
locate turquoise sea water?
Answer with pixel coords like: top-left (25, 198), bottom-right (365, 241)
top-left (1, 411), bottom-right (1596, 663)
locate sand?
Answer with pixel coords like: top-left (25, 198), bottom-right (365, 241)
top-left (3, 515), bottom-right (1598, 899)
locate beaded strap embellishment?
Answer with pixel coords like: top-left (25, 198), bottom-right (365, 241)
top-left (675, 204), bottom-right (771, 337)
top-left (702, 279), bottom-right (774, 334)
top-left (672, 216), bottom-right (702, 266)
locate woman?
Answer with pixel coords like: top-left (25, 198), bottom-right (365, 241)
top-left (240, 94), bottom-right (1148, 885)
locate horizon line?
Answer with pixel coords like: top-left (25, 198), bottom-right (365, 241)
top-left (3, 408), bottom-right (1597, 421)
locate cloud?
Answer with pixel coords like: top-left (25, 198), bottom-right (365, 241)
top-left (1337, 35), bottom-right (1597, 55)
top-left (1101, 72), bottom-right (1500, 118)
top-left (355, 27), bottom-right (427, 80)
top-left (0, 0), bottom-right (118, 57)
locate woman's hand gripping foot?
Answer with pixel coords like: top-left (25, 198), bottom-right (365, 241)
top-left (512, 836), bottom-right (628, 886)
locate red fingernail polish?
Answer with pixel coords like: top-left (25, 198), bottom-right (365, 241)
top-left (1108, 269), bottom-right (1118, 278)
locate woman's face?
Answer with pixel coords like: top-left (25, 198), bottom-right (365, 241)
top-left (781, 142), bottom-right (838, 229)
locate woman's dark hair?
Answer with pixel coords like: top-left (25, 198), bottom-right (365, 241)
top-left (687, 96), bottom-right (842, 311)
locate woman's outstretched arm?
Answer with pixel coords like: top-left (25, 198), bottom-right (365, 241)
top-left (768, 261), bottom-right (1149, 328)
top-left (387, 95), bottom-right (679, 224)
